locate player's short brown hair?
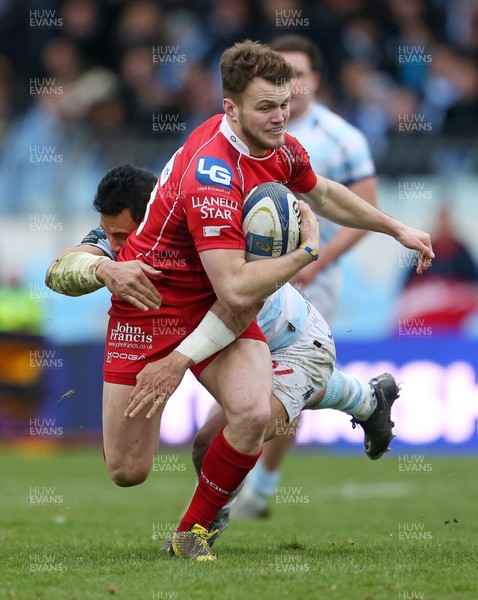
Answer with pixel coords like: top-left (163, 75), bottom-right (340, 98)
top-left (269, 34), bottom-right (323, 73)
top-left (220, 39), bottom-right (295, 103)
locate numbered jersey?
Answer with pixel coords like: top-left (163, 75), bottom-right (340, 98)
top-left (119, 114), bottom-right (317, 311)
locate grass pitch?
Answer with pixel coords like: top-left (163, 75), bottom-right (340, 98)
top-left (0, 446), bottom-right (477, 600)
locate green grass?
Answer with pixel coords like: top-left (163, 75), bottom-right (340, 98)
top-left (0, 446), bottom-right (477, 600)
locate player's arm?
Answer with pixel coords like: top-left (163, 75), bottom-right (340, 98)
top-left (127, 224), bottom-right (322, 418)
top-left (316, 176), bottom-right (377, 265)
top-left (128, 220), bottom-right (320, 418)
top-left (293, 176), bottom-right (377, 286)
top-left (199, 200), bottom-right (319, 313)
top-left (45, 244), bottom-right (110, 296)
top-left (306, 175), bottom-right (434, 274)
top-left (46, 243), bottom-right (162, 311)
top-left (125, 202), bottom-right (320, 419)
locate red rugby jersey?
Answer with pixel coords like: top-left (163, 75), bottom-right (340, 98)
top-left (119, 114), bottom-right (317, 308)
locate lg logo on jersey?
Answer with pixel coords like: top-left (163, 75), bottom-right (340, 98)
top-left (195, 157), bottom-right (233, 189)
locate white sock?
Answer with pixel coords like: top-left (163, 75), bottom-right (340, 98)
top-left (316, 368), bottom-right (376, 420)
top-left (248, 460), bottom-right (281, 501)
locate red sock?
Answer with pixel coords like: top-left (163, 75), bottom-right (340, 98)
top-left (177, 428), bottom-right (261, 532)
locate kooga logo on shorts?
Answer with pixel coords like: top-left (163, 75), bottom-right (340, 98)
top-left (107, 352), bottom-right (146, 362)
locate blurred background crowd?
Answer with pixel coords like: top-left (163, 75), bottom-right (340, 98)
top-left (0, 0), bottom-right (478, 201)
top-left (0, 0), bottom-right (477, 440)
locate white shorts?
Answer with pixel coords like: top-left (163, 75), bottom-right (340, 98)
top-left (271, 304), bottom-right (336, 423)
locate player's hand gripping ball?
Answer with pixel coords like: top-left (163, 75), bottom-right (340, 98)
top-left (242, 182), bottom-right (301, 261)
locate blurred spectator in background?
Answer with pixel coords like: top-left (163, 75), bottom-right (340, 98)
top-left (119, 45), bottom-right (168, 130)
top-left (177, 61), bottom-right (222, 137)
top-left (61, 0), bottom-right (107, 67)
top-left (338, 59), bottom-right (396, 160)
top-left (405, 205), bottom-right (478, 284)
top-left (0, 56), bottom-right (16, 144)
top-left (441, 52), bottom-right (478, 136)
top-left (0, 30), bottom-right (122, 215)
top-left (444, 0), bottom-right (478, 53)
top-left (0, 0), bottom-right (476, 226)
top-left (114, 0), bottom-right (164, 51)
top-left (397, 205), bottom-right (478, 332)
top-left (203, 0), bottom-right (261, 67)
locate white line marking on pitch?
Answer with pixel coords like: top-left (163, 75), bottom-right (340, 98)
top-left (316, 481), bottom-right (415, 501)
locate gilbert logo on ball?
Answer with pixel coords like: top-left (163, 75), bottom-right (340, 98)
top-left (242, 182), bottom-right (301, 261)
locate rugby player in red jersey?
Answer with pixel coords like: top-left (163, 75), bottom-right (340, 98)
top-left (104, 42), bottom-right (323, 560)
top-left (48, 41), bottom-right (433, 560)
top-left (117, 40), bottom-right (432, 560)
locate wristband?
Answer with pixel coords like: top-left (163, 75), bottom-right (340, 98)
top-left (46, 252), bottom-right (110, 296)
top-left (175, 310), bottom-right (236, 364)
top-left (299, 244), bottom-right (319, 261)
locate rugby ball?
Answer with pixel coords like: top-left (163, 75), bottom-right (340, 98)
top-left (242, 182), bottom-right (301, 261)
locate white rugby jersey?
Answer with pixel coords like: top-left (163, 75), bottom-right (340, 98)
top-left (287, 102), bottom-right (375, 246)
top-left (258, 282), bottom-right (308, 352)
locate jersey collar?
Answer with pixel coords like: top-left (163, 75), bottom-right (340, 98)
top-left (220, 115), bottom-right (276, 160)
top-left (220, 115), bottom-right (251, 155)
